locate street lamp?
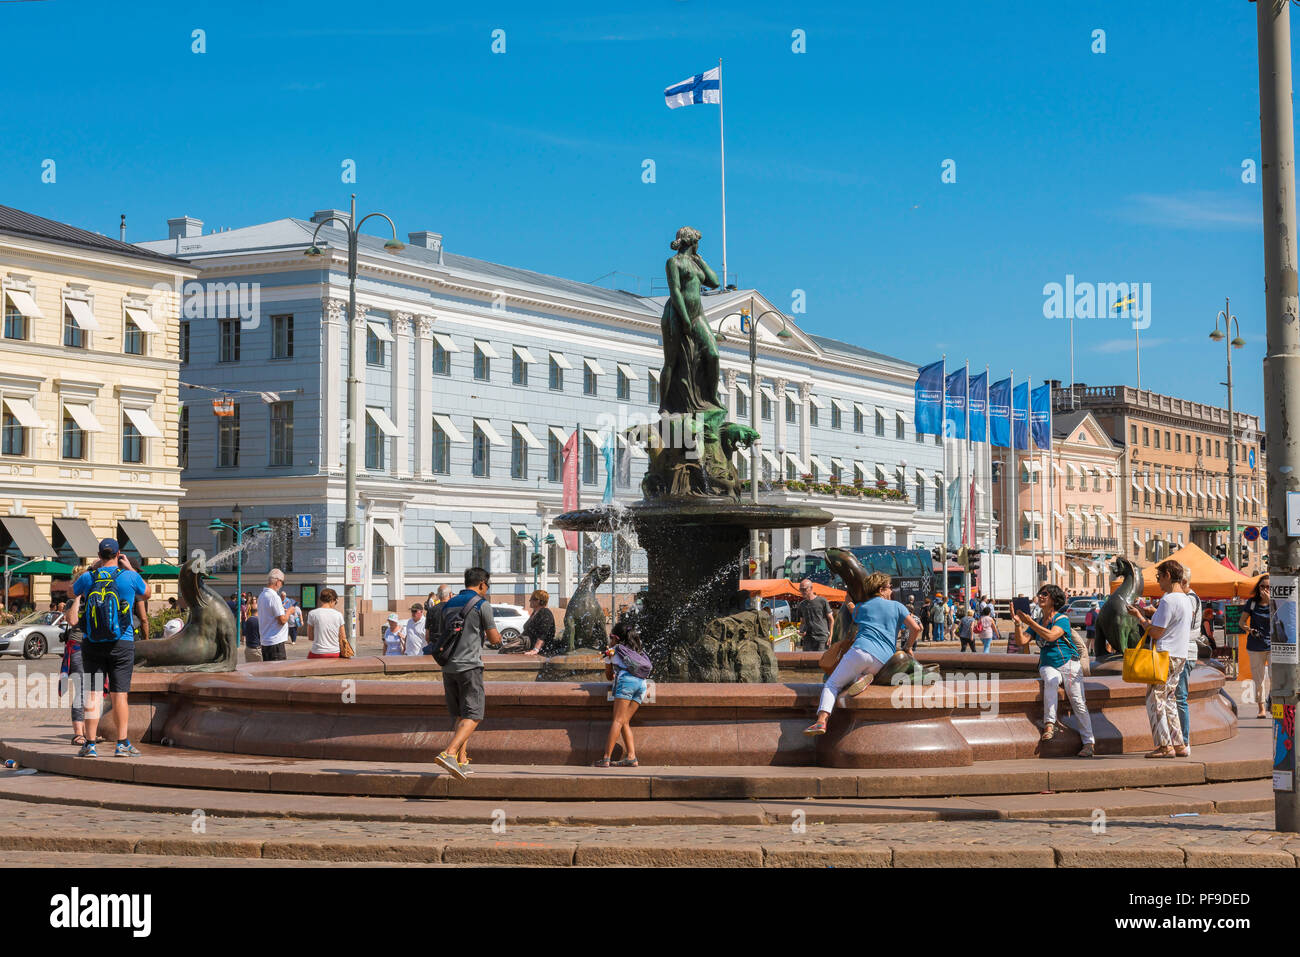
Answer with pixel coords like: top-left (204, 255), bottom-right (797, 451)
top-left (305, 194), bottom-right (403, 649)
top-left (208, 503), bottom-right (271, 646)
top-left (516, 528), bottom-right (556, 594)
top-left (1210, 298), bottom-right (1246, 561)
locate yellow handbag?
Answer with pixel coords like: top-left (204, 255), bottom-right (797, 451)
top-left (1122, 630), bottom-right (1169, 685)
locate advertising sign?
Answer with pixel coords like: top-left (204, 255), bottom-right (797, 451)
top-left (1274, 703), bottom-right (1295, 792)
top-left (344, 549), bottom-right (365, 586)
top-left (1272, 576), bottom-right (1298, 665)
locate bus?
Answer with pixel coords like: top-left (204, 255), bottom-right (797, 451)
top-left (782, 546), bottom-right (935, 608)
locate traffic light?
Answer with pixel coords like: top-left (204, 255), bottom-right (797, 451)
top-left (1240, 545), bottom-right (1250, 567)
top-left (1215, 544), bottom-right (1227, 560)
top-left (530, 553), bottom-right (543, 570)
top-left (931, 545), bottom-right (943, 564)
top-left (956, 546), bottom-right (969, 569)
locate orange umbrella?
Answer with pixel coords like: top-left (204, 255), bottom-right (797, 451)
top-left (739, 578), bottom-right (848, 603)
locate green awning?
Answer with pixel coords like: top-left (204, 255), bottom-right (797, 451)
top-left (10, 559), bottom-right (75, 576)
top-left (140, 562), bottom-right (181, 578)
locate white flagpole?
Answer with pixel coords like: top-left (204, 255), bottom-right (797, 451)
top-left (1009, 370), bottom-right (1017, 602)
top-left (717, 57), bottom-right (728, 289)
top-left (963, 360), bottom-right (971, 605)
top-left (941, 356), bottom-right (948, 598)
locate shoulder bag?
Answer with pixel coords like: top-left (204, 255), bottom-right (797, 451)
top-left (1122, 629), bottom-right (1169, 685)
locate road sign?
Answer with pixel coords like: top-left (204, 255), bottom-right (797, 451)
top-left (297, 514), bottom-right (312, 538)
top-left (344, 549), bottom-right (365, 585)
top-left (1245, 526), bottom-right (1260, 541)
top-left (1263, 525), bottom-right (1270, 541)
top-left (1250, 447), bottom-right (1257, 469)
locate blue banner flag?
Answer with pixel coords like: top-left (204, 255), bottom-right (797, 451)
top-left (988, 377), bottom-right (1011, 448)
top-left (944, 367), bottom-right (967, 439)
top-left (914, 360), bottom-right (945, 435)
top-left (968, 373), bottom-right (988, 443)
top-left (1030, 383), bottom-right (1052, 451)
top-left (1012, 381), bottom-right (1030, 451)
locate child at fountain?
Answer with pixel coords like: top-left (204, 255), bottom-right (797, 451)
top-left (595, 621), bottom-right (652, 767)
top-left (804, 572), bottom-right (921, 736)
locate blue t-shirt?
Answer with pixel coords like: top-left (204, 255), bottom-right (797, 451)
top-left (73, 568), bottom-right (147, 642)
top-left (852, 597), bottom-right (912, 664)
top-left (1035, 613), bottom-right (1079, 669)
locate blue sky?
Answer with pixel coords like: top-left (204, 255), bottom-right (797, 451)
top-left (0, 0), bottom-right (1276, 418)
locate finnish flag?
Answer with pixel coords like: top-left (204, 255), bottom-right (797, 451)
top-left (664, 67), bottom-right (720, 109)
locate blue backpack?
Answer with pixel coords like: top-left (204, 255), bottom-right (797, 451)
top-left (85, 568), bottom-right (130, 642)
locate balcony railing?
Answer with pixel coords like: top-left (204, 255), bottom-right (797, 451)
top-left (1064, 537), bottom-right (1118, 550)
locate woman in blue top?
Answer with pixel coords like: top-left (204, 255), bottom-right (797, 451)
top-left (1012, 583), bottom-right (1095, 757)
top-left (804, 571), bottom-right (920, 736)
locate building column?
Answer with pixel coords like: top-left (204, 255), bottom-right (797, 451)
top-left (895, 525), bottom-right (911, 549)
top-left (723, 368), bottom-right (738, 419)
top-left (799, 381), bottom-right (812, 475)
top-left (413, 316), bottom-right (434, 479)
top-left (350, 305), bottom-right (370, 469)
top-left (772, 376), bottom-right (788, 470)
top-left (849, 523), bottom-right (865, 547)
top-left (871, 524), bottom-right (886, 545)
top-left (392, 312), bottom-right (412, 479)
top-left (323, 298), bottom-right (345, 471)
top-left (770, 527), bottom-right (791, 575)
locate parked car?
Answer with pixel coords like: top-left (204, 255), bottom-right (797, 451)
top-left (485, 604), bottom-right (529, 649)
top-left (762, 599), bottom-right (792, 626)
top-left (1065, 598), bottom-right (1102, 630)
top-left (0, 610), bottom-right (68, 659)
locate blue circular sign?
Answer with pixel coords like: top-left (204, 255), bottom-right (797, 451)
top-left (1262, 525), bottom-right (1270, 541)
top-left (1249, 448), bottom-right (1257, 469)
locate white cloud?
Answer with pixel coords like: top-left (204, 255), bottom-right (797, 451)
top-left (1120, 191), bottom-right (1260, 230)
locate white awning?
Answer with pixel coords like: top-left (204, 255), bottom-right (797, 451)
top-left (63, 403), bottom-right (103, 432)
top-left (616, 362), bottom-right (639, 380)
top-left (1, 396), bottom-right (42, 429)
top-left (432, 332), bottom-right (459, 352)
top-left (1131, 472), bottom-right (1141, 489)
top-left (1108, 467), bottom-right (1119, 477)
top-left (366, 320), bottom-right (393, 343)
top-left (4, 289), bottom-right (43, 318)
top-left (1067, 463), bottom-right (1082, 478)
top-left (761, 449), bottom-right (781, 469)
top-left (830, 397), bottom-right (850, 413)
top-left (648, 367), bottom-right (659, 381)
top-left (1022, 511), bottom-right (1043, 523)
top-left (582, 428), bottom-right (605, 445)
top-left (124, 306), bottom-right (159, 333)
top-left (373, 520), bottom-right (404, 547)
top-left (915, 468), bottom-right (928, 482)
top-left (896, 410), bottom-right (909, 424)
top-left (473, 418), bottom-right (506, 445)
top-left (974, 481), bottom-right (984, 494)
top-left (474, 339), bottom-right (499, 359)
top-left (65, 298), bottom-right (99, 330)
top-left (874, 405), bottom-right (889, 419)
top-left (852, 401), bottom-right (869, 416)
top-left (734, 381), bottom-right (751, 397)
top-left (1196, 489), bottom-right (1206, 503)
top-left (830, 457), bottom-right (845, 470)
top-left (1052, 562), bottom-right (1067, 576)
top-left (122, 406), bottom-right (162, 438)
top-left (366, 407), bottom-right (400, 436)
top-left (808, 394), bottom-right (826, 409)
top-left (875, 464), bottom-right (889, 482)
top-left (1067, 505), bottom-right (1081, 517)
top-left (1051, 461), bottom-right (1064, 475)
top-left (432, 414), bottom-right (466, 443)
top-left (548, 425), bottom-right (569, 444)
top-left (549, 351), bottom-right (572, 369)
top-left (1024, 461), bottom-right (1042, 473)
top-left (808, 455), bottom-right (829, 472)
top-left (1142, 476), bottom-right (1155, 494)
top-left (1133, 531), bottom-right (1142, 545)
top-left (434, 521), bottom-right (464, 547)
top-left (785, 452), bottom-right (807, 473)
top-left (785, 390), bottom-right (801, 404)
top-left (1253, 490), bottom-right (1262, 504)
top-left (583, 357), bottom-right (606, 376)
top-left (471, 523), bottom-right (504, 547)
top-left (512, 422), bottom-right (542, 449)
top-left (1052, 510), bottom-right (1065, 524)
top-left (855, 461), bottom-right (870, 479)
top-left (512, 345), bottom-right (538, 364)
top-left (1095, 513), bottom-right (1111, 528)
top-left (760, 385), bottom-right (777, 402)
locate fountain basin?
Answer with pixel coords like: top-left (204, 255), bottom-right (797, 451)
top-left (118, 653), bottom-right (1237, 768)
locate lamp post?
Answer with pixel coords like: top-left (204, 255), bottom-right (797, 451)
top-left (208, 503), bottom-right (271, 646)
top-left (516, 528), bottom-right (556, 594)
top-left (2, 557), bottom-right (40, 614)
top-left (305, 195), bottom-right (403, 649)
top-left (1210, 299), bottom-right (1246, 558)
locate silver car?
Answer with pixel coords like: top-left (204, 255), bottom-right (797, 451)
top-left (1065, 598), bottom-right (1102, 629)
top-left (0, 611), bottom-right (69, 659)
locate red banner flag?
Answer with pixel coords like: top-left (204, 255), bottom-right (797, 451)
top-left (561, 430), bottom-right (579, 551)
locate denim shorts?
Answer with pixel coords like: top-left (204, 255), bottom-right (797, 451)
top-left (612, 670), bottom-right (648, 704)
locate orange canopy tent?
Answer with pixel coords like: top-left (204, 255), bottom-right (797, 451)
top-left (740, 579), bottom-right (847, 603)
top-left (1111, 542), bottom-right (1264, 599)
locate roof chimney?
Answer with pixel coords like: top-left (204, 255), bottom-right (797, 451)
top-left (311, 209), bottom-right (350, 226)
top-left (167, 216), bottom-right (203, 240)
top-left (119, 214), bottom-right (126, 241)
top-left (408, 231), bottom-right (444, 264)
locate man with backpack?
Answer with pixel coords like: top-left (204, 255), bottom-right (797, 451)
top-left (429, 567), bottom-right (502, 780)
top-left (70, 540), bottom-right (149, 758)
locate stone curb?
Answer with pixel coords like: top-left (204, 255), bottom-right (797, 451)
top-left (1054, 845), bottom-right (1186, 867)
top-left (1183, 847), bottom-right (1295, 867)
top-left (762, 845), bottom-right (893, 867)
top-left (574, 843), bottom-right (766, 867)
top-left (893, 844), bottom-right (1055, 868)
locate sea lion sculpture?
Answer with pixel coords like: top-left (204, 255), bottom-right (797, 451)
top-left (562, 563), bottom-right (611, 653)
top-left (133, 558), bottom-right (238, 672)
top-left (1096, 556), bottom-right (1141, 658)
top-left (824, 547), bottom-right (929, 685)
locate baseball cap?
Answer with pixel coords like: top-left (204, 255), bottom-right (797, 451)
top-left (386, 612), bottom-right (400, 623)
top-left (99, 538), bottom-right (120, 556)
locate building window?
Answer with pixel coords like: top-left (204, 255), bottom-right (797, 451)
top-left (511, 428), bottom-right (528, 479)
top-left (1164, 430), bottom-right (1171, 449)
top-left (648, 373), bottom-right (660, 405)
top-left (474, 346), bottom-right (490, 381)
top-left (1, 411), bottom-right (24, 456)
top-left (582, 434), bottom-right (597, 485)
top-left (548, 540), bottom-right (560, 576)
top-left (432, 418), bottom-right (450, 474)
top-left (64, 309), bottom-right (87, 349)
top-left (272, 315), bottom-right (294, 359)
top-left (583, 361), bottom-right (598, 396)
top-left (830, 460), bottom-right (842, 483)
top-left (786, 457), bottom-right (798, 481)
top-left (373, 529), bottom-right (386, 575)
top-left (915, 474), bottom-right (925, 509)
top-left (875, 411), bottom-right (885, 437)
top-left (785, 396), bottom-right (797, 424)
top-left (473, 529), bottom-right (491, 572)
top-left (761, 393), bottom-right (772, 421)
top-left (179, 322), bottom-right (190, 363)
top-left (433, 340), bottom-right (451, 376)
top-left (216, 319), bottom-right (239, 362)
top-left (122, 414), bottom-right (144, 464)
top-left (896, 416), bottom-right (904, 440)
top-left (617, 369), bottom-right (631, 401)
top-left (270, 518), bottom-right (293, 573)
top-left (511, 534), bottom-right (527, 575)
top-left (270, 401), bottom-right (293, 467)
top-left (512, 350), bottom-right (528, 386)
top-left (366, 326), bottom-right (386, 366)
top-left (1153, 430), bottom-right (1161, 450)
top-left (1215, 439), bottom-right (1222, 458)
top-left (1175, 433), bottom-right (1182, 452)
top-left (3, 301), bottom-right (27, 341)
top-left (809, 404), bottom-right (818, 427)
top-left (934, 477), bottom-right (942, 510)
top-left (218, 404), bottom-right (240, 467)
top-left (854, 408), bottom-right (865, 433)
top-left (1142, 427), bottom-right (1149, 446)
top-left (179, 405), bottom-right (189, 469)
top-left (831, 406), bottom-right (842, 430)
top-left (473, 424), bottom-right (491, 478)
top-left (434, 531), bottom-right (449, 574)
top-left (62, 410), bottom-right (85, 460)
top-left (549, 356), bottom-right (563, 391)
top-left (123, 319), bottom-right (145, 356)
top-left (365, 412), bottom-right (385, 470)
top-left (1066, 468), bottom-right (1074, 490)
top-left (736, 389), bottom-right (748, 419)
top-left (548, 430), bottom-right (563, 482)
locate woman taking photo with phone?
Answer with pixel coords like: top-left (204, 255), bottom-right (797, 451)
top-left (1012, 583), bottom-right (1095, 758)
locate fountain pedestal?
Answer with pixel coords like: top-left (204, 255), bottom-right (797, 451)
top-left (554, 499), bottom-right (831, 682)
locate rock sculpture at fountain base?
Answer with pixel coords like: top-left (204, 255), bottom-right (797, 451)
top-left (661, 608), bottom-right (777, 682)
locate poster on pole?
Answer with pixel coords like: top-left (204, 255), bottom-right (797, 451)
top-left (1274, 703), bottom-right (1295, 793)
top-left (1271, 576), bottom-right (1298, 665)
top-left (344, 549), bottom-right (365, 586)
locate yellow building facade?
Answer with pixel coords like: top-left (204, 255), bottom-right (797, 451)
top-left (0, 206), bottom-right (195, 610)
